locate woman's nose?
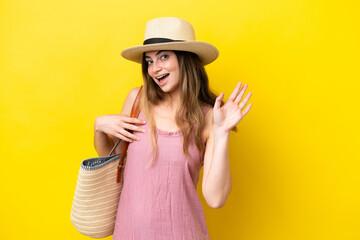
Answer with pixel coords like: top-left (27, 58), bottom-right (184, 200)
top-left (152, 60), bottom-right (162, 73)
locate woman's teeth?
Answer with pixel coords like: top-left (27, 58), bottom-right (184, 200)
top-left (156, 73), bottom-right (169, 80)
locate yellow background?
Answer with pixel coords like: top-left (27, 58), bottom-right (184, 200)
top-left (1, 0), bottom-right (359, 239)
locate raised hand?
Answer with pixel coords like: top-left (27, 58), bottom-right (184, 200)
top-left (95, 114), bottom-right (146, 142)
top-left (213, 82), bottom-right (252, 135)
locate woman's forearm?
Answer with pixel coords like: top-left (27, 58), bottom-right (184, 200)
top-left (94, 118), bottom-right (114, 157)
top-left (203, 130), bottom-right (232, 208)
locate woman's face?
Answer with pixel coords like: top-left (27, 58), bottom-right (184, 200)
top-left (145, 50), bottom-right (180, 93)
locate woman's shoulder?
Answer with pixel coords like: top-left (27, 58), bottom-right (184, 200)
top-left (121, 86), bottom-right (142, 115)
top-left (200, 102), bottom-right (213, 116)
top-left (203, 105), bottom-right (212, 116)
top-left (128, 86), bottom-right (142, 100)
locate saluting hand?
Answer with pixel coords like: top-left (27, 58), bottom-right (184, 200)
top-left (213, 82), bottom-right (252, 135)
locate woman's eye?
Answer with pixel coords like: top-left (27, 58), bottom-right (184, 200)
top-left (147, 60), bottom-right (153, 65)
top-left (161, 55), bottom-right (169, 60)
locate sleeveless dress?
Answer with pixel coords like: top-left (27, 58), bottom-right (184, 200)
top-left (112, 110), bottom-right (210, 240)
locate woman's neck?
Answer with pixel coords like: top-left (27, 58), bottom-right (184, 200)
top-left (159, 87), bottom-right (181, 110)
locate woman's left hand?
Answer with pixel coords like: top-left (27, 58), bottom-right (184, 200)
top-left (213, 82), bottom-right (252, 135)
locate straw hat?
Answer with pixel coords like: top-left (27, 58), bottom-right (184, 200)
top-left (121, 17), bottom-right (219, 65)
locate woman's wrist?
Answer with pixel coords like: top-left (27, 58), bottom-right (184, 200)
top-left (213, 127), bottom-right (230, 141)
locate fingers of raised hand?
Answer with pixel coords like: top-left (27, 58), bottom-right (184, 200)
top-left (228, 82), bottom-right (242, 101)
top-left (241, 103), bottom-right (252, 117)
top-left (214, 92), bottom-right (224, 109)
top-left (239, 92), bottom-right (252, 110)
top-left (234, 83), bottom-right (248, 105)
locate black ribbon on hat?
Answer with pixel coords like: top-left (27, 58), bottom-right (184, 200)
top-left (143, 38), bottom-right (185, 45)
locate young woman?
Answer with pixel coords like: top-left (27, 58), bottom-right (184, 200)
top-left (94, 17), bottom-right (252, 240)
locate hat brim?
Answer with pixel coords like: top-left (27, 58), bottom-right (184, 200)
top-left (121, 41), bottom-right (219, 66)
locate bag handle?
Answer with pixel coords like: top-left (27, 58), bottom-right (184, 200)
top-left (107, 86), bottom-right (143, 183)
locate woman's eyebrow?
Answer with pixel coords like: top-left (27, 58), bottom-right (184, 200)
top-left (145, 50), bottom-right (166, 59)
top-left (155, 50), bottom-right (165, 56)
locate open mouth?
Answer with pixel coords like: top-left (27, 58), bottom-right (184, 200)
top-left (155, 73), bottom-right (169, 85)
top-left (156, 73), bottom-right (169, 81)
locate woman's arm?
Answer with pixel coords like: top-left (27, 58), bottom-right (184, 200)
top-left (202, 111), bottom-right (232, 209)
top-left (94, 87), bottom-right (146, 156)
top-left (202, 82), bottom-right (252, 208)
